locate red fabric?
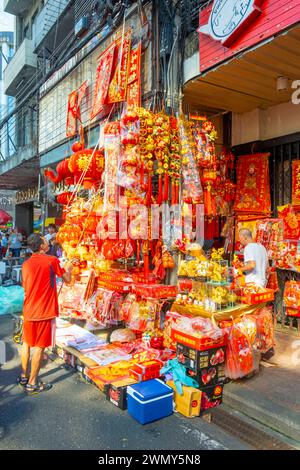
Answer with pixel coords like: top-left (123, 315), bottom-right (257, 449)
top-left (292, 160), bottom-right (300, 208)
top-left (234, 153), bottom-right (271, 215)
top-left (23, 319), bottom-right (55, 348)
top-left (22, 254), bottom-right (65, 321)
top-left (108, 30), bottom-right (132, 103)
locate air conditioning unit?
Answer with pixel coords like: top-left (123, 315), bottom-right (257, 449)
top-left (75, 16), bottom-right (90, 37)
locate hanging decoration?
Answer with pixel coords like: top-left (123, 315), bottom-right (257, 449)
top-left (68, 142), bottom-right (105, 189)
top-left (66, 81), bottom-right (88, 137)
top-left (234, 153), bottom-right (271, 216)
top-left (108, 30), bottom-right (132, 103)
top-left (90, 43), bottom-right (116, 120)
top-left (127, 42), bottom-right (142, 107)
top-left (44, 158), bottom-right (73, 186)
top-left (292, 160), bottom-right (300, 209)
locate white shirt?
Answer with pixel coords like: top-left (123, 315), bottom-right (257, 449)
top-left (244, 243), bottom-right (268, 287)
top-left (45, 233), bottom-right (55, 243)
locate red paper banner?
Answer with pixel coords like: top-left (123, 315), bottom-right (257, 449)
top-left (90, 43), bottom-right (116, 120)
top-left (234, 153), bottom-right (271, 215)
top-left (127, 43), bottom-right (142, 107)
top-left (108, 30), bottom-right (132, 104)
top-left (66, 81), bottom-right (88, 137)
top-left (292, 160), bottom-right (300, 209)
top-left (277, 204), bottom-right (300, 240)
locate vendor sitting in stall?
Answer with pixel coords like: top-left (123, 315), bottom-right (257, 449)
top-left (239, 229), bottom-right (268, 287)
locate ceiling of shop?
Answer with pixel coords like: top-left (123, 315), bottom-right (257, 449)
top-left (184, 25), bottom-right (300, 114)
top-left (0, 157), bottom-right (40, 190)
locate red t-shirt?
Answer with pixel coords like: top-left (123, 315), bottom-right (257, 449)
top-left (22, 254), bottom-right (65, 321)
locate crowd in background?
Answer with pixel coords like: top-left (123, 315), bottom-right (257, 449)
top-left (0, 224), bottom-right (61, 260)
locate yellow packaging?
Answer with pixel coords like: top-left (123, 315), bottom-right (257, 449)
top-left (167, 381), bottom-right (202, 418)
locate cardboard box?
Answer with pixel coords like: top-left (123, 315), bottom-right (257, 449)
top-left (106, 377), bottom-right (138, 410)
top-left (167, 381), bottom-right (201, 418)
top-left (177, 344), bottom-right (226, 388)
top-left (200, 384), bottom-right (224, 412)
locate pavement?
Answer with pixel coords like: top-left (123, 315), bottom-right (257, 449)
top-left (1, 315), bottom-right (299, 450)
top-left (223, 331), bottom-right (300, 443)
top-left (0, 315), bottom-right (248, 451)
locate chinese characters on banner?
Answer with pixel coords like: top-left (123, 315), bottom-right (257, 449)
top-left (233, 153), bottom-right (271, 216)
top-left (66, 29), bottom-right (142, 135)
top-left (108, 30), bottom-right (132, 103)
top-left (127, 43), bottom-right (142, 107)
top-left (66, 81), bottom-right (88, 137)
top-left (90, 43), bottom-right (116, 120)
top-left (292, 160), bottom-right (300, 209)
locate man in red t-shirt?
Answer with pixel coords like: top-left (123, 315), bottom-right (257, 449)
top-left (19, 233), bottom-right (72, 394)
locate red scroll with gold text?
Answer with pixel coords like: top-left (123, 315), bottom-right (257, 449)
top-left (292, 160), bottom-right (300, 209)
top-left (127, 42), bottom-right (142, 107)
top-left (90, 43), bottom-right (116, 120)
top-left (66, 81), bottom-right (88, 137)
top-left (108, 30), bottom-right (132, 103)
top-left (234, 153), bottom-right (271, 216)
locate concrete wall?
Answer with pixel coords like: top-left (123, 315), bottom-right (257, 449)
top-left (232, 101), bottom-right (300, 146)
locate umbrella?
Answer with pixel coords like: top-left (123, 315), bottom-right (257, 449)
top-left (0, 209), bottom-right (12, 225)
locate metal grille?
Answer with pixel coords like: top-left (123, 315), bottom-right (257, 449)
top-left (75, 0), bottom-right (95, 23)
top-left (180, 0), bottom-right (212, 32)
top-left (269, 140), bottom-right (300, 214)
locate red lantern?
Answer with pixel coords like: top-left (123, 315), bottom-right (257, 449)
top-left (44, 158), bottom-right (73, 185)
top-left (56, 192), bottom-right (75, 206)
top-left (72, 141), bottom-right (84, 153)
top-left (68, 148), bottom-right (105, 187)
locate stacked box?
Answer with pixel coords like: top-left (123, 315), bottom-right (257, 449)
top-left (177, 343), bottom-right (226, 388)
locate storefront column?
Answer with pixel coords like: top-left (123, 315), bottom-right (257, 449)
top-left (15, 202), bottom-right (34, 237)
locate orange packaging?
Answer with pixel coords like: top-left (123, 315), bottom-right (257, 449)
top-left (133, 284), bottom-right (177, 299)
top-left (171, 329), bottom-right (226, 351)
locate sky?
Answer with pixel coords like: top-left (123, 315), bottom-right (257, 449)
top-left (0, 0), bottom-right (15, 33)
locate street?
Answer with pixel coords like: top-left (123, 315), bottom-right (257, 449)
top-left (0, 314), bottom-right (249, 451)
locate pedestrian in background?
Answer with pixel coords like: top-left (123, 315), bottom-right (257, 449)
top-left (8, 228), bottom-right (22, 258)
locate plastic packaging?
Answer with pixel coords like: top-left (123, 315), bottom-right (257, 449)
top-left (0, 286), bottom-right (24, 315)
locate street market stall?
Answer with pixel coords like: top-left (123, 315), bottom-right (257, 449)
top-left (41, 25), bottom-right (283, 424)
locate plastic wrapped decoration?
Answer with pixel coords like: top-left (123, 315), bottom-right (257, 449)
top-left (178, 116), bottom-right (203, 204)
top-left (117, 109), bottom-right (140, 190)
top-left (225, 323), bottom-right (255, 379)
top-left (89, 289), bottom-right (125, 327)
top-left (103, 123), bottom-right (121, 211)
top-left (110, 328), bottom-right (137, 343)
top-left (125, 298), bottom-right (160, 333)
top-left (253, 306), bottom-right (275, 353)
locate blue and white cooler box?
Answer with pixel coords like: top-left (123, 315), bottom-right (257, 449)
top-left (127, 379), bottom-right (174, 425)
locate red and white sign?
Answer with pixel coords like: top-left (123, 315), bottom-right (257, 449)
top-left (198, 0), bottom-right (300, 74)
top-left (199, 0), bottom-right (264, 47)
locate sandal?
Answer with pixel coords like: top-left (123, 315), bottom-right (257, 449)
top-left (25, 381), bottom-right (52, 395)
top-left (17, 376), bottom-right (29, 388)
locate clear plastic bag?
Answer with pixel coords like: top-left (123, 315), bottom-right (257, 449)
top-left (0, 286), bottom-right (24, 315)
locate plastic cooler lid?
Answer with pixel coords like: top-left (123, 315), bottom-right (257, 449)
top-left (127, 379), bottom-right (173, 401)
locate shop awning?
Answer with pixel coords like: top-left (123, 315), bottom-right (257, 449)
top-left (184, 25), bottom-right (300, 114)
top-left (0, 156), bottom-right (40, 190)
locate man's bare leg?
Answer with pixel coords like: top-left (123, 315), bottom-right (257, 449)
top-left (28, 347), bottom-right (45, 385)
top-left (21, 342), bottom-right (31, 378)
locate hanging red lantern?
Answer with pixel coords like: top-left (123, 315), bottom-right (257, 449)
top-left (56, 192), bottom-right (75, 206)
top-left (44, 158), bottom-right (73, 185)
top-left (72, 141), bottom-right (84, 153)
top-left (68, 148), bottom-right (105, 187)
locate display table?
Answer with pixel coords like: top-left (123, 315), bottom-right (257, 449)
top-left (171, 302), bottom-right (268, 322)
top-left (55, 341), bottom-right (99, 369)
